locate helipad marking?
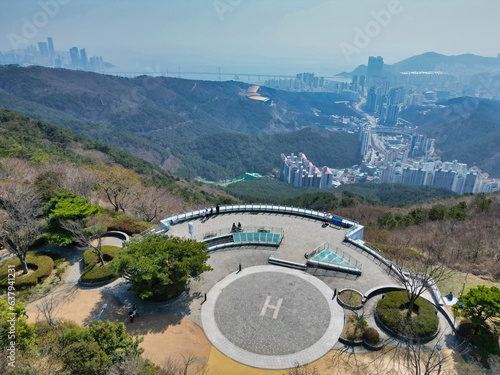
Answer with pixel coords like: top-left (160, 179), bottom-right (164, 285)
top-left (260, 296), bottom-right (283, 319)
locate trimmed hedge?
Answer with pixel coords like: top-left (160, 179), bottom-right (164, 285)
top-left (0, 254), bottom-right (54, 289)
top-left (376, 291), bottom-right (439, 338)
top-left (81, 246), bottom-right (120, 284)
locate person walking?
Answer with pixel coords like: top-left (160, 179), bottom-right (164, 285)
top-left (133, 304), bottom-right (139, 318)
top-left (128, 310), bottom-right (134, 323)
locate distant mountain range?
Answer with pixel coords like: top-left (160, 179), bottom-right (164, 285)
top-left (0, 65), bottom-right (361, 180)
top-left (338, 52), bottom-right (500, 76)
top-left (400, 97), bottom-right (500, 177)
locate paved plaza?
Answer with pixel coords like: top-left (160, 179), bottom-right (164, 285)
top-left (202, 265), bottom-right (344, 369)
top-left (168, 212), bottom-right (398, 299)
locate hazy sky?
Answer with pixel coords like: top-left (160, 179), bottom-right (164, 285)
top-left (1, 0), bottom-right (499, 75)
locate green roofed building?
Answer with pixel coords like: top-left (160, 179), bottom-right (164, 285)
top-left (219, 173), bottom-right (263, 186)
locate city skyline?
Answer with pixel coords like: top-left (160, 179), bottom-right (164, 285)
top-left (1, 0), bottom-right (499, 75)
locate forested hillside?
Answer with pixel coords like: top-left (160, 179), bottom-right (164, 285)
top-left (0, 65), bottom-right (361, 179)
top-left (226, 178), bottom-right (455, 206)
top-left (400, 98), bottom-right (500, 177)
top-left (0, 109), bottom-right (235, 221)
top-left (333, 183), bottom-right (456, 207)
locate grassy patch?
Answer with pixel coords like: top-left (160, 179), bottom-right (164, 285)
top-left (338, 290), bottom-right (363, 307)
top-left (81, 246), bottom-right (120, 284)
top-left (376, 291), bottom-right (439, 338)
top-left (0, 253), bottom-right (54, 289)
top-left (437, 272), bottom-right (500, 298)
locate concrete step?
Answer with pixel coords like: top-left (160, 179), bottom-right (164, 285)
top-left (268, 257), bottom-right (307, 271)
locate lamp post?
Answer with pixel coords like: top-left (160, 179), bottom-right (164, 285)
top-left (460, 272), bottom-right (469, 297)
top-left (436, 343), bottom-right (442, 374)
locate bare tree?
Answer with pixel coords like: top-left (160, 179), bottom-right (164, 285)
top-left (158, 354), bottom-right (208, 375)
top-left (92, 164), bottom-right (142, 212)
top-left (108, 355), bottom-right (158, 375)
top-left (332, 333), bottom-right (458, 375)
top-left (131, 186), bottom-right (169, 223)
top-left (0, 158), bottom-right (38, 182)
top-left (284, 364), bottom-right (320, 375)
top-left (392, 253), bottom-right (452, 321)
top-left (61, 215), bottom-right (108, 266)
top-left (0, 182), bottom-right (43, 274)
top-left (63, 166), bottom-right (98, 200)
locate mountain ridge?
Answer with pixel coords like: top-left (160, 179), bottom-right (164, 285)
top-left (337, 52), bottom-right (500, 77)
top-left (0, 65), bottom-right (361, 179)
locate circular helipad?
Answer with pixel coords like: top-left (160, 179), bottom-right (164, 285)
top-left (201, 265), bottom-right (344, 369)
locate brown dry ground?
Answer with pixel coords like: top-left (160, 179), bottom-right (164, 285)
top-left (26, 284), bottom-right (210, 375)
top-left (202, 347), bottom-right (461, 375)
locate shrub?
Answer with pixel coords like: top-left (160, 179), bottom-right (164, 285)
top-left (343, 315), bottom-right (367, 341)
top-left (363, 327), bottom-right (381, 345)
top-left (376, 291), bottom-right (439, 338)
top-left (0, 254), bottom-right (54, 289)
top-left (62, 340), bottom-right (111, 375)
top-left (80, 246), bottom-right (120, 284)
top-left (458, 320), bottom-right (500, 355)
top-left (109, 214), bottom-right (149, 235)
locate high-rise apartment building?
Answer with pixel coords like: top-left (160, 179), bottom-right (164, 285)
top-left (80, 48), bottom-right (88, 70)
top-left (47, 37), bottom-right (55, 58)
top-left (367, 56), bottom-right (384, 79)
top-left (69, 47), bottom-right (80, 68)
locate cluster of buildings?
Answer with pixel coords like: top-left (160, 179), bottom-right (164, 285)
top-left (364, 57), bottom-right (407, 125)
top-left (0, 37), bottom-right (107, 72)
top-left (264, 73), bottom-right (327, 92)
top-left (361, 56), bottom-right (467, 126)
top-left (366, 84), bottom-right (406, 125)
top-left (69, 46), bottom-right (105, 71)
top-left (281, 131), bottom-right (500, 193)
top-left (378, 158), bottom-right (493, 194)
top-left (365, 132), bottom-right (500, 194)
top-left (280, 153), bottom-right (343, 189)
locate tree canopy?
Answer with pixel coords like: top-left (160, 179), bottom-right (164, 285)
top-left (44, 190), bottom-right (100, 246)
top-left (453, 285), bottom-right (500, 329)
top-left (112, 235), bottom-right (212, 300)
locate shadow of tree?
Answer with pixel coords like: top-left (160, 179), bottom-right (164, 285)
top-left (82, 291), bottom-right (127, 327)
top-left (82, 288), bottom-right (198, 335)
top-left (124, 312), bottom-right (185, 336)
